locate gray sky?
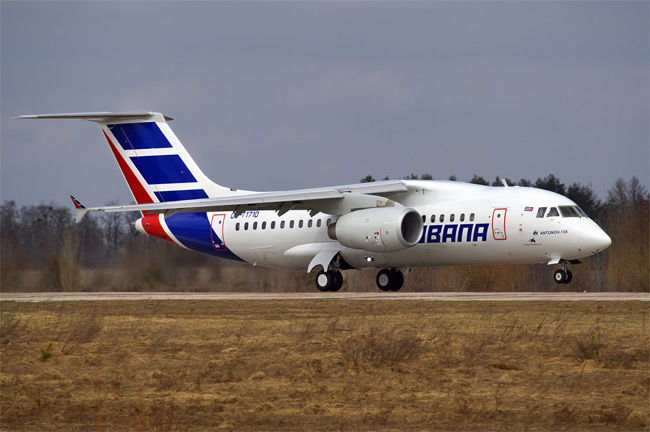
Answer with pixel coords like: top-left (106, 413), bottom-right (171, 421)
top-left (2, 1), bottom-right (648, 209)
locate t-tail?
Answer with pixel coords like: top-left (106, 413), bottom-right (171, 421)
top-left (18, 112), bottom-right (246, 259)
top-left (17, 112), bottom-right (239, 205)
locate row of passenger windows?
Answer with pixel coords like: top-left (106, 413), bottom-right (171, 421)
top-left (235, 218), bottom-right (333, 232)
top-left (421, 213), bottom-right (475, 224)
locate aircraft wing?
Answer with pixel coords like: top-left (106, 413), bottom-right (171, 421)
top-left (74, 180), bottom-right (409, 222)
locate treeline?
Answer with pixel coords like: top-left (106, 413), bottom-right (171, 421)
top-left (1, 175), bottom-right (648, 292)
top-left (0, 202), bottom-right (218, 292)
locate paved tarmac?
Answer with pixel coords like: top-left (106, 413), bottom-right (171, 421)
top-left (1, 292), bottom-right (648, 302)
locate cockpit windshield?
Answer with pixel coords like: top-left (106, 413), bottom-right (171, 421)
top-left (559, 205), bottom-right (588, 218)
top-left (535, 205), bottom-right (588, 218)
top-left (546, 207), bottom-right (559, 217)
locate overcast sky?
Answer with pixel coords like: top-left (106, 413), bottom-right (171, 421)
top-left (2, 1), bottom-right (648, 209)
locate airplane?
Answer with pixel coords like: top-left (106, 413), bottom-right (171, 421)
top-left (17, 112), bottom-right (612, 291)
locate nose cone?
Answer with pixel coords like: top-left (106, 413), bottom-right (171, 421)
top-left (586, 224), bottom-right (612, 254)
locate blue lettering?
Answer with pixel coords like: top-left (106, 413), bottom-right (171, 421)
top-left (427, 225), bottom-right (442, 243)
top-left (473, 223), bottom-right (489, 242)
top-left (442, 225), bottom-right (457, 243)
top-left (230, 211), bottom-right (260, 219)
top-left (419, 223), bottom-right (491, 244)
top-left (457, 224), bottom-right (473, 242)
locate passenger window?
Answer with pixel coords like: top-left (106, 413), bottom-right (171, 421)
top-left (290, 220), bottom-right (295, 229)
top-left (470, 213), bottom-right (475, 222)
top-left (546, 207), bottom-right (559, 217)
top-left (430, 215), bottom-right (436, 223)
top-left (262, 221), bottom-right (266, 230)
top-left (422, 215), bottom-right (426, 223)
top-left (271, 221), bottom-right (276, 229)
top-left (450, 214), bottom-right (455, 222)
top-left (440, 214), bottom-right (445, 223)
top-left (280, 221), bottom-right (285, 229)
top-left (317, 219), bottom-right (322, 228)
top-left (236, 223), bottom-right (240, 231)
top-left (244, 222), bottom-right (249, 230)
top-left (299, 220), bottom-right (303, 228)
top-left (327, 218), bottom-right (332, 226)
top-left (253, 222), bottom-right (258, 230)
top-left (308, 220), bottom-right (313, 228)
top-left (460, 214), bottom-right (465, 222)
top-left (537, 207), bottom-right (547, 218)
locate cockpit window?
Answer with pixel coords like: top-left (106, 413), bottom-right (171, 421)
top-left (546, 207), bottom-right (559, 217)
top-left (559, 206), bottom-right (581, 217)
top-left (536, 207), bottom-right (547, 218)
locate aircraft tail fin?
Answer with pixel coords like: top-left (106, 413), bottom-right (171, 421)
top-left (18, 112), bottom-right (236, 205)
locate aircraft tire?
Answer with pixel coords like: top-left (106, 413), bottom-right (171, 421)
top-left (331, 271), bottom-right (343, 292)
top-left (564, 269), bottom-right (573, 284)
top-left (315, 270), bottom-right (333, 292)
top-left (376, 269), bottom-right (393, 291)
top-left (391, 271), bottom-right (404, 291)
top-left (553, 269), bottom-right (567, 284)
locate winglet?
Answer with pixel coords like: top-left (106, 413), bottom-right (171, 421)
top-left (70, 195), bottom-right (89, 223)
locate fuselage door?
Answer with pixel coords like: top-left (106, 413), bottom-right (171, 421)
top-left (492, 208), bottom-right (507, 240)
top-left (210, 213), bottom-right (227, 251)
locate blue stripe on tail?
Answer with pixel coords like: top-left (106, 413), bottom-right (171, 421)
top-left (108, 122), bottom-right (172, 150)
top-left (154, 189), bottom-right (209, 202)
top-left (130, 155), bottom-right (197, 184)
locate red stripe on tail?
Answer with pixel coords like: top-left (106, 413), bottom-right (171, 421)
top-left (103, 131), bottom-right (154, 206)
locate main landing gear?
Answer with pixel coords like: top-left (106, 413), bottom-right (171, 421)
top-left (553, 261), bottom-right (573, 285)
top-left (376, 268), bottom-right (404, 292)
top-left (315, 269), bottom-right (343, 292)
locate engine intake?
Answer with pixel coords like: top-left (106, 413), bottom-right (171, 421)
top-left (327, 207), bottom-right (423, 252)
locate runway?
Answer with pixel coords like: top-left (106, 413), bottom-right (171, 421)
top-left (1, 291), bottom-right (648, 302)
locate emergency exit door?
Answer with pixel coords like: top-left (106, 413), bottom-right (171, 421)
top-left (492, 208), bottom-right (507, 240)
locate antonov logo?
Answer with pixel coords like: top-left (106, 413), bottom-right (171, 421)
top-left (419, 223), bottom-right (490, 244)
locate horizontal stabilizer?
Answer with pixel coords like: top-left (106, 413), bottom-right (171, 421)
top-left (15, 112), bottom-right (173, 122)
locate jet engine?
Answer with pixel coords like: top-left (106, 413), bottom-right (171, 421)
top-left (327, 207), bottom-right (423, 252)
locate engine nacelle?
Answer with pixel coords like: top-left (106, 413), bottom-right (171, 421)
top-left (327, 207), bottom-right (423, 252)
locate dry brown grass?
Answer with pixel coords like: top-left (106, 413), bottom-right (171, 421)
top-left (1, 300), bottom-right (648, 431)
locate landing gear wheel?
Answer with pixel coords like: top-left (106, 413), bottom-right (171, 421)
top-left (331, 271), bottom-right (343, 292)
top-left (393, 271), bottom-right (404, 291)
top-left (553, 264), bottom-right (574, 285)
top-left (377, 269), bottom-right (392, 292)
top-left (316, 270), bottom-right (333, 292)
top-left (553, 269), bottom-right (567, 284)
top-left (564, 269), bottom-right (573, 284)
top-left (315, 270), bottom-right (344, 292)
top-left (376, 269), bottom-right (405, 292)
top-left (553, 269), bottom-right (573, 284)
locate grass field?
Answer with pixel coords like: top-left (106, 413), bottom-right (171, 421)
top-left (1, 299), bottom-right (648, 431)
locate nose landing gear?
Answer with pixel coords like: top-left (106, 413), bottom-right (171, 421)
top-left (553, 260), bottom-right (573, 284)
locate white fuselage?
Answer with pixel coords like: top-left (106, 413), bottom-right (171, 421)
top-left (209, 181), bottom-right (611, 271)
